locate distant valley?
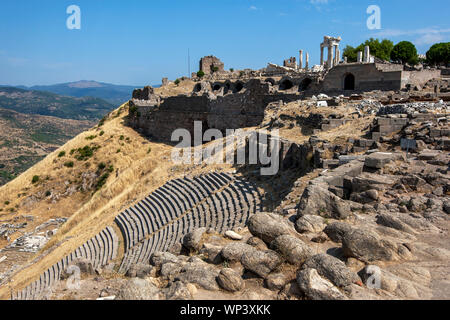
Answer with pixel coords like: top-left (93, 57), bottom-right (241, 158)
top-left (0, 84), bottom-right (121, 186)
top-left (0, 107), bottom-right (94, 186)
top-left (15, 80), bottom-right (140, 106)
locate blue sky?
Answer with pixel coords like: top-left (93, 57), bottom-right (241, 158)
top-left (0, 0), bottom-right (449, 86)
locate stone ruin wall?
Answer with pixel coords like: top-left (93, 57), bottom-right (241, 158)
top-left (129, 79), bottom-right (302, 141)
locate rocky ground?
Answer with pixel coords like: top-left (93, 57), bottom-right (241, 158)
top-left (0, 83), bottom-right (449, 301)
top-left (41, 140), bottom-right (449, 300)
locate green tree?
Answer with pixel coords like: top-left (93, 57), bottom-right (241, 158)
top-left (343, 38), bottom-right (393, 62)
top-left (343, 45), bottom-right (358, 62)
top-left (391, 41), bottom-right (418, 65)
top-left (197, 70), bottom-right (205, 78)
top-left (426, 42), bottom-right (450, 66)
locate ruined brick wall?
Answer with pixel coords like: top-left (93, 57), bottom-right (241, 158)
top-left (402, 70), bottom-right (442, 88)
top-left (322, 63), bottom-right (403, 91)
top-left (199, 56), bottom-right (225, 75)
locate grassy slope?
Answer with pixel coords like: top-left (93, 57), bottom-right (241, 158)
top-left (0, 98), bottom-right (234, 298)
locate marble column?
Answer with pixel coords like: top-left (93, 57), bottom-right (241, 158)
top-left (357, 51), bottom-right (363, 63)
top-left (306, 52), bottom-right (309, 70)
top-left (327, 45), bottom-right (333, 69)
top-left (320, 46), bottom-right (324, 66)
top-left (364, 46), bottom-right (370, 63)
top-left (299, 50), bottom-right (303, 69)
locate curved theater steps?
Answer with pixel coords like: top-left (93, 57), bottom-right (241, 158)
top-left (11, 227), bottom-right (119, 300)
top-left (10, 172), bottom-right (262, 300)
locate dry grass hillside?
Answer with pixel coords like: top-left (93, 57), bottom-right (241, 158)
top-left (0, 101), bottom-right (239, 298)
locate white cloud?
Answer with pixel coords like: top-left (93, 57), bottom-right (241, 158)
top-left (249, 5), bottom-right (258, 11)
top-left (373, 27), bottom-right (450, 46)
top-left (310, 0), bottom-right (329, 4)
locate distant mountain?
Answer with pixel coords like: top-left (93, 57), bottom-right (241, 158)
top-left (0, 86), bottom-right (114, 121)
top-left (26, 81), bottom-right (138, 105)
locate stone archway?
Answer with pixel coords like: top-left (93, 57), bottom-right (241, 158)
top-left (344, 73), bottom-right (355, 90)
top-left (279, 79), bottom-right (294, 91)
top-left (299, 78), bottom-right (312, 91)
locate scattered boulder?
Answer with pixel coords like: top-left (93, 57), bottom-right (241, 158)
top-left (126, 263), bottom-right (154, 279)
top-left (323, 222), bottom-right (354, 243)
top-left (165, 281), bottom-right (193, 300)
top-left (376, 212), bottom-right (416, 234)
top-left (241, 249), bottom-right (283, 279)
top-left (270, 235), bottom-right (313, 265)
top-left (297, 184), bottom-right (351, 219)
top-left (248, 212), bottom-right (291, 244)
top-left (296, 268), bottom-right (348, 300)
top-left (217, 268), bottom-right (244, 292)
top-left (265, 273), bottom-right (289, 291)
top-left (150, 252), bottom-right (180, 268)
top-left (176, 262), bottom-right (220, 291)
top-left (301, 254), bottom-right (360, 288)
top-left (116, 278), bottom-right (161, 300)
top-left (365, 152), bottom-right (403, 169)
top-left (295, 215), bottom-right (326, 233)
top-left (183, 227), bottom-right (207, 251)
top-left (342, 229), bottom-right (412, 262)
top-left (225, 230), bottom-right (243, 240)
top-left (221, 242), bottom-right (255, 262)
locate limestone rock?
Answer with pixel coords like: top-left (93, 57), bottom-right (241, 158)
top-left (296, 268), bottom-right (348, 300)
top-left (183, 227), bottom-right (207, 251)
top-left (323, 221), bottom-right (354, 243)
top-left (150, 252), bottom-right (180, 268)
top-left (270, 235), bottom-right (313, 265)
top-left (301, 254), bottom-right (360, 288)
top-left (176, 262), bottom-right (220, 291)
top-left (217, 268), bottom-right (244, 292)
top-left (165, 281), bottom-right (193, 300)
top-left (342, 229), bottom-right (412, 262)
top-left (125, 263), bottom-right (154, 279)
top-left (221, 242), bottom-right (256, 262)
top-left (297, 184), bottom-right (351, 219)
top-left (241, 249), bottom-right (283, 279)
top-left (265, 273), bottom-right (289, 291)
top-left (116, 278), bottom-right (161, 300)
top-left (248, 212), bottom-right (291, 243)
top-left (225, 230), bottom-right (243, 240)
top-left (295, 215), bottom-right (326, 233)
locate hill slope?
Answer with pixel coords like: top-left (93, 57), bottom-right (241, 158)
top-left (0, 108), bottom-right (94, 186)
top-left (0, 87), bottom-right (114, 121)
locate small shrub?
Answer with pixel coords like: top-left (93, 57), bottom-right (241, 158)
top-left (147, 147), bottom-right (152, 154)
top-left (96, 173), bottom-right (110, 191)
top-left (197, 70), bottom-right (205, 78)
top-left (86, 135), bottom-right (97, 141)
top-left (64, 161), bottom-right (74, 168)
top-left (99, 131), bottom-right (105, 136)
top-left (32, 175), bottom-right (40, 184)
top-left (116, 149), bottom-right (121, 153)
top-left (98, 162), bottom-right (106, 170)
top-left (119, 135), bottom-right (125, 141)
top-left (45, 190), bottom-right (51, 197)
top-left (174, 79), bottom-right (180, 85)
top-left (107, 165), bottom-right (114, 173)
top-left (4, 201), bottom-right (10, 205)
top-left (58, 151), bottom-right (66, 158)
top-left (229, 68), bottom-right (234, 72)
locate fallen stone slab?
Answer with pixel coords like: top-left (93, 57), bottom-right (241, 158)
top-left (364, 152), bottom-right (404, 169)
